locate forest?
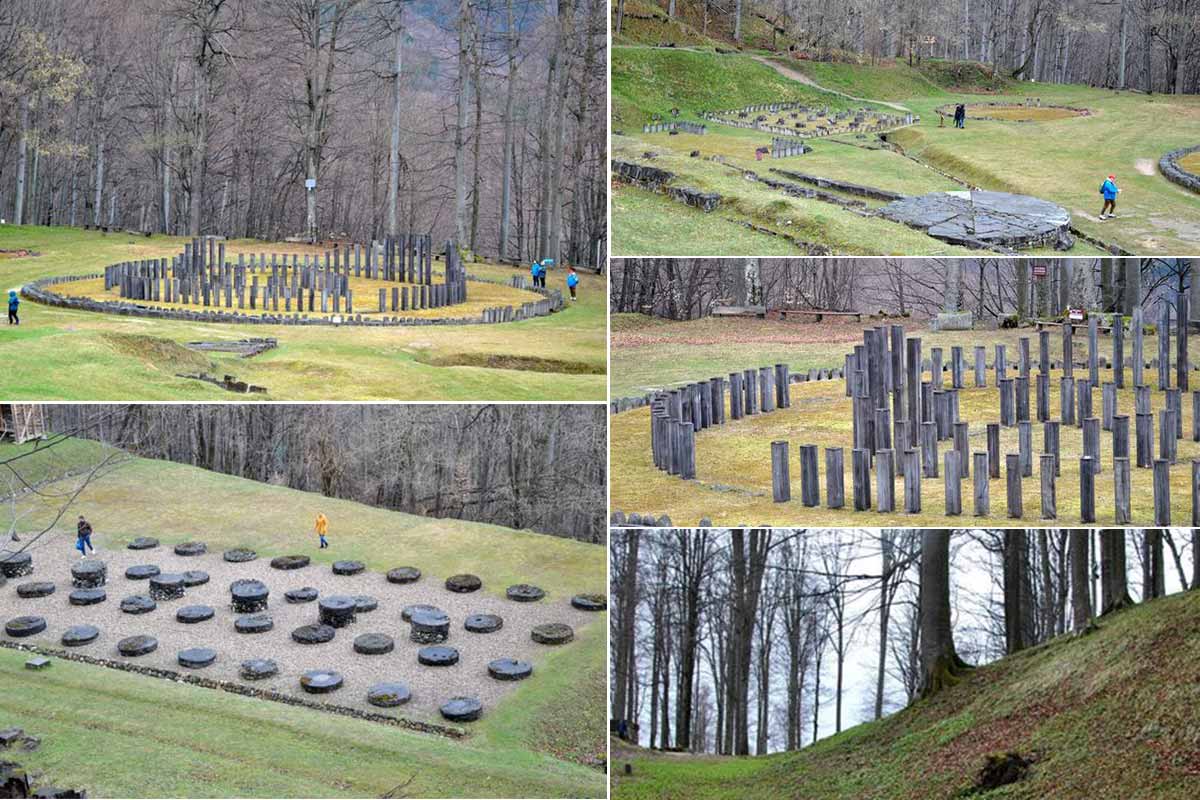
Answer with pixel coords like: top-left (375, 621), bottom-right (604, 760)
top-left (609, 528), bottom-right (1199, 755)
top-left (0, 0), bottom-right (606, 267)
top-left (613, 0), bottom-right (1199, 94)
top-left (38, 403), bottom-right (607, 542)
top-left (610, 258), bottom-right (1197, 322)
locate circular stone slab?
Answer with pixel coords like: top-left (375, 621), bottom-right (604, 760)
top-left (16, 582), bottom-right (56, 599)
top-left (176, 605), bottom-right (215, 624)
top-left (444, 574), bottom-right (481, 593)
top-left (353, 595), bottom-right (378, 613)
top-left (401, 604), bottom-right (443, 623)
top-left (61, 624), bottom-right (100, 647)
top-left (234, 613), bottom-right (274, 634)
top-left (440, 696), bottom-right (482, 722)
top-left (506, 584), bottom-right (545, 603)
top-left (127, 537), bottom-right (159, 550)
top-left (4, 615), bottom-right (47, 638)
top-left (366, 682), bottom-right (412, 708)
top-left (174, 541), bottom-right (207, 557)
top-left (385, 566), bottom-right (421, 584)
top-left (291, 624), bottom-right (336, 645)
top-left (148, 573), bottom-right (185, 600)
top-left (240, 658), bottom-right (279, 680)
top-left (120, 594), bottom-right (157, 615)
top-left (285, 587), bottom-right (319, 604)
top-left (317, 595), bottom-right (357, 627)
top-left (117, 634), bottom-right (158, 657)
top-left (417, 646), bottom-right (459, 667)
top-left (125, 564), bottom-right (160, 580)
top-left (464, 613), bottom-right (503, 634)
top-left (270, 555), bottom-right (310, 571)
top-left (487, 658), bottom-right (533, 681)
top-left (877, 190), bottom-right (1072, 249)
top-left (178, 647), bottom-right (217, 668)
top-left (223, 548), bottom-right (258, 563)
top-left (181, 570), bottom-right (210, 587)
top-left (571, 593), bottom-right (607, 612)
top-left (353, 632), bottom-right (395, 655)
top-left (331, 560), bottom-right (365, 576)
top-left (70, 560), bottom-right (107, 588)
top-left (0, 551), bottom-right (33, 578)
top-left (409, 609), bottom-right (451, 644)
top-left (531, 623), bottom-right (574, 645)
top-left (69, 588), bottom-right (106, 606)
top-left (230, 579), bottom-right (269, 612)
top-left (299, 669), bottom-right (344, 694)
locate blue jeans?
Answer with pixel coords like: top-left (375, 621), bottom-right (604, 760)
top-left (319, 534), bottom-right (328, 548)
top-left (76, 534), bottom-right (93, 554)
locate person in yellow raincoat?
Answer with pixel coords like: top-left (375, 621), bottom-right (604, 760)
top-left (315, 512), bottom-right (329, 549)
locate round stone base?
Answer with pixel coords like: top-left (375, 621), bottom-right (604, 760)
top-left (571, 593), bottom-right (607, 612)
top-left (285, 587), bottom-right (319, 604)
top-left (119, 595), bottom-right (157, 615)
top-left (234, 613), bottom-right (274, 634)
top-left (176, 605), bottom-right (215, 624)
top-left (174, 542), bottom-right (207, 557)
top-left (531, 623), bottom-right (574, 645)
top-left (68, 589), bottom-right (106, 606)
top-left (4, 615), bottom-right (47, 638)
top-left (292, 624), bottom-right (336, 645)
top-left (178, 647), bottom-right (217, 668)
top-left (223, 548), bottom-right (258, 563)
top-left (300, 669), bottom-right (344, 694)
top-left (118, 634), bottom-right (158, 657)
top-left (367, 682), bottom-right (411, 708)
top-left (353, 633), bottom-right (395, 655)
top-left (505, 584), bottom-right (545, 603)
top-left (353, 595), bottom-right (378, 614)
top-left (70, 560), bottom-right (107, 589)
top-left (16, 582), bottom-right (56, 599)
top-left (409, 610), bottom-right (450, 644)
top-left (181, 570), bottom-right (210, 587)
top-left (125, 564), bottom-right (160, 581)
top-left (148, 574), bottom-right (185, 601)
top-left (230, 579), bottom-right (269, 613)
top-left (487, 658), bottom-right (533, 681)
top-left (270, 555), bottom-right (310, 571)
top-left (440, 696), bottom-right (482, 722)
top-left (417, 646), bottom-right (459, 667)
top-left (444, 574), bottom-right (481, 593)
top-left (127, 537), bottom-right (159, 550)
top-left (386, 566), bottom-right (421, 584)
top-left (464, 614), bottom-right (503, 634)
top-left (0, 552), bottom-right (33, 578)
top-left (62, 624), bottom-right (100, 647)
top-left (318, 596), bottom-right (357, 628)
top-left (331, 560), bottom-right (365, 576)
top-left (240, 658), bottom-right (279, 680)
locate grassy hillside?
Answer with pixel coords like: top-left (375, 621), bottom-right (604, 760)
top-left (0, 226), bottom-right (606, 401)
top-left (0, 439), bottom-right (606, 797)
top-left (613, 587), bottom-right (1200, 799)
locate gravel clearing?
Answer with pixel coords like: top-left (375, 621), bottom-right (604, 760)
top-left (0, 545), bottom-right (599, 724)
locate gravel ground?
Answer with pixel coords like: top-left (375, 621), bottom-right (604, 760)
top-left (0, 543), bottom-right (600, 724)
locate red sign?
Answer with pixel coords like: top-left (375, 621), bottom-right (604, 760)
top-left (1068, 308), bottom-right (1085, 322)
top-left (1032, 265), bottom-right (1048, 278)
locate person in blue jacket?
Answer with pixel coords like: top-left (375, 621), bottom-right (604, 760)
top-left (566, 267), bottom-right (579, 300)
top-left (530, 260), bottom-right (539, 288)
top-left (7, 290), bottom-right (18, 325)
top-left (1099, 174), bottom-right (1119, 220)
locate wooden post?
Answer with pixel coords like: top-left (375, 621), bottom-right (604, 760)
top-left (1114, 457), bottom-right (1131, 524)
top-left (890, 325), bottom-right (905, 419)
top-left (1167, 388), bottom-right (1182, 440)
top-left (1063, 323), bottom-right (1074, 377)
top-left (1177, 291), bottom-right (1189, 391)
top-left (1158, 299), bottom-right (1171, 391)
top-left (1135, 384), bottom-right (1151, 416)
top-left (921, 421), bottom-right (938, 478)
top-left (953, 421), bottom-right (969, 480)
top-left (1113, 313), bottom-right (1125, 388)
top-left (1060, 377), bottom-right (1075, 425)
top-left (1193, 459), bottom-right (1200, 527)
top-left (995, 344), bottom-right (1007, 386)
top-left (1080, 457), bottom-right (1096, 523)
top-left (1136, 412), bottom-right (1154, 467)
top-left (1036, 373), bottom-right (1050, 422)
top-left (1088, 314), bottom-right (1099, 385)
top-left (1015, 376), bottom-right (1030, 422)
top-left (825, 448), bottom-right (844, 509)
top-left (1044, 420), bottom-right (1061, 476)
top-left (1132, 305), bottom-right (1145, 387)
top-left (1006, 453), bottom-right (1023, 519)
top-left (974, 345), bottom-right (986, 387)
top-left (999, 379), bottom-right (1015, 427)
top-left (930, 347), bottom-right (943, 390)
top-left (906, 338), bottom-right (922, 447)
top-left (1102, 382), bottom-right (1117, 430)
top-left (699, 380), bottom-right (712, 428)
top-left (1153, 458), bottom-right (1171, 525)
top-left (1083, 417), bottom-right (1101, 473)
top-left (1019, 420), bottom-right (1033, 477)
top-left (875, 408), bottom-right (892, 452)
top-left (875, 449), bottom-right (895, 512)
top-left (679, 422), bottom-right (696, 479)
top-left (1038, 329), bottom-right (1050, 374)
top-left (800, 444), bottom-right (819, 506)
top-left (771, 441), bottom-right (791, 502)
top-left (987, 423), bottom-right (1000, 478)
top-left (712, 379), bottom-right (726, 425)
top-left (1076, 379), bottom-right (1092, 427)
top-left (944, 451), bottom-right (962, 515)
top-left (775, 364), bottom-right (790, 408)
top-left (744, 368), bottom-right (758, 414)
top-left (729, 372), bottom-right (743, 419)
top-left (1159, 409), bottom-right (1176, 464)
top-left (759, 367), bottom-right (774, 413)
top-left (951, 345), bottom-right (964, 389)
top-left (1194, 391), bottom-right (1200, 442)
top-left (852, 448), bottom-right (871, 511)
top-left (903, 449), bottom-right (921, 513)
top-left (1039, 453), bottom-right (1057, 519)
top-left (1113, 414), bottom-right (1130, 461)
top-left (973, 452), bottom-right (989, 516)
top-left (1018, 336), bottom-right (1031, 379)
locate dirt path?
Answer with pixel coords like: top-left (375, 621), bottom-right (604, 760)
top-left (752, 56), bottom-right (912, 112)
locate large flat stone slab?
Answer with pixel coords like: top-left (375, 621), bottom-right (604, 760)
top-left (878, 190), bottom-right (1071, 250)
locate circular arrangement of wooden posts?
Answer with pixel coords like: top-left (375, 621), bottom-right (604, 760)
top-left (367, 682), bottom-right (412, 708)
top-left (531, 623), bottom-right (574, 645)
top-left (120, 595), bottom-right (156, 615)
top-left (270, 555), bottom-right (310, 571)
top-left (4, 616), bottom-right (47, 638)
top-left (505, 584), bottom-right (545, 603)
top-left (386, 566), bottom-right (421, 584)
top-left (440, 696), bottom-right (482, 722)
top-left (61, 624), bottom-right (100, 647)
top-left (68, 589), bottom-right (106, 606)
top-left (464, 613), bottom-right (503, 633)
top-left (444, 574), bottom-right (481, 593)
top-left (487, 658), bottom-right (533, 681)
top-left (127, 537), bottom-right (159, 550)
top-left (571, 593), bottom-right (607, 612)
top-left (317, 596), bottom-right (357, 628)
top-left (299, 669), bottom-right (344, 694)
top-left (174, 542), bottom-right (207, 557)
top-left (117, 634), bottom-right (158, 657)
top-left (16, 582), bottom-right (55, 599)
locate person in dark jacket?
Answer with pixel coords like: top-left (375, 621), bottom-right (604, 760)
top-left (7, 290), bottom-right (18, 325)
top-left (76, 516), bottom-right (95, 558)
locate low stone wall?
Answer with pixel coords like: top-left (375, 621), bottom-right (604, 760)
top-left (612, 159), bottom-right (721, 213)
top-left (936, 102), bottom-right (1092, 121)
top-left (1160, 145), bottom-right (1200, 194)
top-left (769, 168), bottom-right (905, 202)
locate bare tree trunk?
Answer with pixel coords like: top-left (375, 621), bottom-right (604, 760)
top-left (14, 96), bottom-right (30, 224)
top-left (454, 0), bottom-right (473, 248)
top-left (386, 1), bottom-right (404, 237)
top-left (1100, 529), bottom-right (1133, 613)
top-left (498, 0), bottom-right (517, 261)
top-left (1070, 531), bottom-right (1091, 631)
top-left (1004, 532), bottom-right (1028, 653)
top-left (920, 530), bottom-right (966, 695)
top-left (92, 129), bottom-right (106, 227)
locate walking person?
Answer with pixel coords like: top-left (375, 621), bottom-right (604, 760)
top-left (76, 515), bottom-right (95, 558)
top-left (566, 266), bottom-right (579, 301)
top-left (7, 290), bottom-right (18, 325)
top-left (1099, 174), bottom-right (1120, 219)
top-left (315, 511), bottom-right (329, 549)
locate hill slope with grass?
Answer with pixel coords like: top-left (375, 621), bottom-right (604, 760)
top-left (0, 438), bottom-right (606, 798)
top-left (613, 588), bottom-right (1200, 799)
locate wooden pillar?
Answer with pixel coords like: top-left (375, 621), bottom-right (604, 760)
top-left (825, 448), bottom-right (844, 509)
top-left (800, 444), bottom-right (819, 507)
top-left (987, 423), bottom-right (1001, 478)
top-left (1153, 458), bottom-right (1171, 525)
top-left (1063, 323), bottom-right (1074, 377)
top-left (729, 372), bottom-right (743, 419)
top-left (974, 345), bottom-right (986, 387)
top-left (1114, 457), bottom-right (1132, 524)
top-left (771, 441), bottom-right (791, 502)
top-left (1193, 459), bottom-right (1200, 526)
top-left (944, 451), bottom-right (962, 515)
top-left (921, 421), bottom-right (938, 478)
top-left (1083, 417), bottom-right (1101, 473)
top-left (906, 338), bottom-right (922, 447)
top-left (1006, 453), bottom-right (1023, 519)
top-left (1040, 453), bottom-right (1057, 519)
top-left (875, 449), bottom-right (895, 512)
top-left (1113, 414), bottom-right (1130, 461)
top-left (951, 345), bottom-right (964, 389)
top-left (1177, 291), bottom-right (1189, 391)
top-left (1158, 409), bottom-right (1176, 464)
top-left (1080, 457), bottom-right (1096, 523)
top-left (852, 448), bottom-right (871, 511)
top-left (1158, 299), bottom-right (1171, 390)
top-left (1018, 336), bottom-right (1031, 379)
top-left (1132, 305), bottom-right (1145, 387)
top-left (1102, 382), bottom-right (1117, 430)
top-left (973, 452), bottom-right (989, 516)
top-left (1038, 330), bottom-right (1050, 375)
top-left (1036, 373), bottom-right (1050, 422)
top-left (1088, 314), bottom-right (1100, 385)
top-left (775, 364), bottom-right (790, 408)
top-left (759, 367), bottom-right (774, 413)
top-left (1060, 377), bottom-right (1075, 425)
top-left (903, 449), bottom-right (921, 513)
top-left (999, 379), bottom-right (1015, 427)
top-left (1136, 411), bottom-right (1154, 467)
top-left (1113, 313), bottom-right (1125, 388)
top-left (1076, 379), bottom-right (1092, 427)
top-left (1015, 376), bottom-right (1030, 422)
top-left (1193, 391), bottom-right (1200, 442)
top-left (1167, 388), bottom-right (1182, 439)
top-left (1044, 420), bottom-right (1061, 476)
top-left (930, 347), bottom-right (943, 389)
top-left (953, 421), bottom-right (969, 480)
top-left (1019, 420), bottom-right (1033, 477)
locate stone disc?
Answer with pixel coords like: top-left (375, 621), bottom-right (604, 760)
top-left (240, 658), bottom-right (279, 680)
top-left (149, 573), bottom-right (185, 592)
top-left (125, 564), bottom-right (160, 580)
top-left (570, 593), bottom-right (607, 612)
top-left (291, 624), bottom-right (336, 645)
top-left (366, 682), bottom-right (411, 708)
top-left (353, 632), bottom-right (395, 655)
top-left (285, 587), bottom-right (319, 604)
top-left (127, 537), bottom-right (159, 550)
top-left (487, 658), bottom-right (533, 681)
top-left (117, 634), bottom-right (158, 657)
top-left (332, 560), bottom-right (365, 576)
top-left (174, 541), bottom-right (207, 557)
top-left (401, 604), bottom-right (443, 623)
top-left (464, 614), bottom-right (503, 634)
top-left (61, 624), bottom-right (100, 647)
top-left (531, 623), bottom-right (574, 645)
top-left (178, 647), bottom-right (217, 668)
top-left (176, 605), bottom-right (215, 624)
top-left (299, 669), bottom-right (343, 694)
top-left (223, 548), bottom-right (258, 563)
top-left (70, 560), bottom-right (107, 583)
top-left (353, 595), bottom-right (378, 613)
top-left (417, 646), bottom-right (459, 667)
top-left (181, 570), bottom-right (210, 587)
top-left (16, 582), bottom-right (56, 599)
top-left (4, 615), bottom-right (47, 638)
top-left (230, 579), bottom-right (269, 603)
top-left (444, 574), bottom-right (482, 593)
top-left (270, 555), bottom-right (310, 571)
top-left (505, 584), bottom-right (545, 603)
top-left (0, 551), bottom-right (33, 578)
top-left (234, 613), bottom-right (274, 634)
top-left (386, 566), bottom-right (421, 584)
top-left (119, 594), bottom-right (157, 615)
top-left (68, 589), bottom-right (106, 606)
top-left (440, 696), bottom-right (482, 722)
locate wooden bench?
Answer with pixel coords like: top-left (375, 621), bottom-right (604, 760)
top-left (712, 305), bottom-right (766, 318)
top-left (773, 308), bottom-right (863, 322)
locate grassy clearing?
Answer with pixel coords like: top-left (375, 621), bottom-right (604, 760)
top-left (1177, 151), bottom-right (1200, 173)
top-left (1, 439), bottom-right (607, 798)
top-left (0, 226), bottom-right (606, 401)
top-left (613, 585), bottom-right (1200, 800)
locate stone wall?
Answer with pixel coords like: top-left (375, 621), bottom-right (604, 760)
top-left (1160, 145), bottom-right (1200, 194)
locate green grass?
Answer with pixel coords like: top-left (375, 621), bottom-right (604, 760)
top-left (1, 439), bottom-right (606, 797)
top-left (613, 586), bottom-right (1200, 799)
top-left (0, 226), bottom-right (606, 401)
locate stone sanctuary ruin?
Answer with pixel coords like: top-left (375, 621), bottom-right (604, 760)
top-left (0, 541), bottom-right (605, 730)
top-left (700, 102), bottom-right (916, 139)
top-left (877, 191), bottom-right (1073, 250)
top-left (635, 294), bottom-right (1200, 526)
